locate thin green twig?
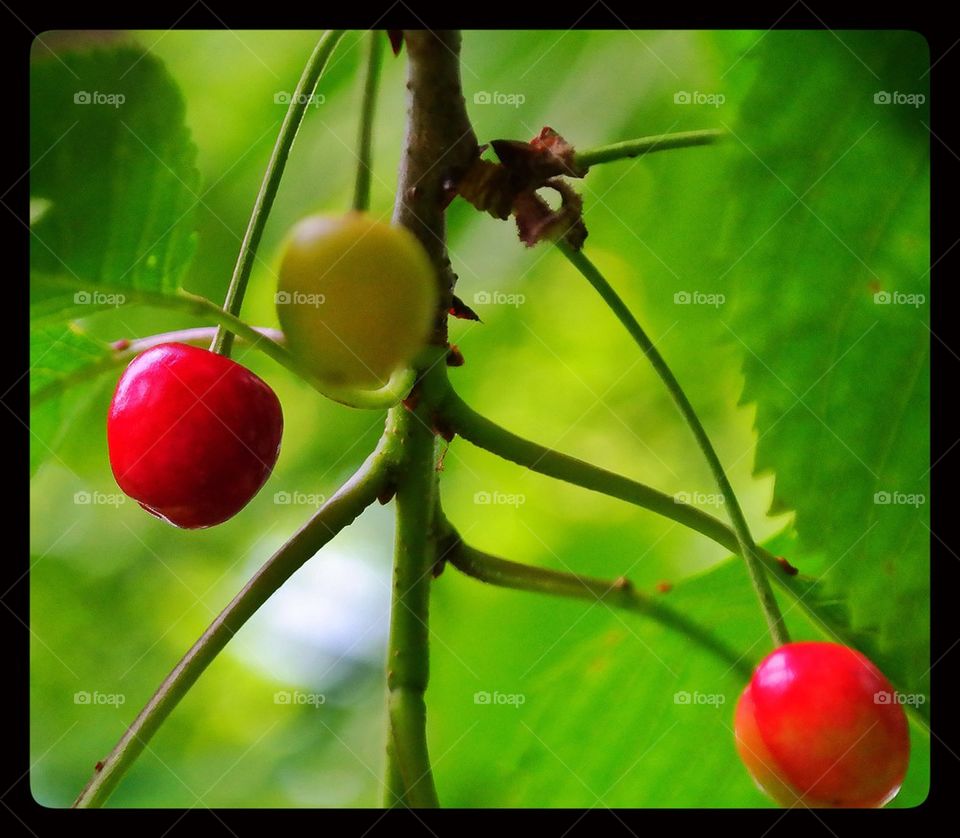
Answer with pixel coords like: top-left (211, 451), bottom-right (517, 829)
top-left (574, 129), bottom-right (724, 170)
top-left (558, 243), bottom-right (788, 646)
top-left (33, 278), bottom-right (413, 409)
top-left (31, 326), bottom-right (282, 406)
top-left (73, 431), bottom-right (393, 807)
top-left (353, 30), bottom-right (385, 212)
top-left (437, 516), bottom-right (752, 679)
top-left (212, 30), bottom-right (346, 357)
top-left (428, 380), bottom-right (739, 552)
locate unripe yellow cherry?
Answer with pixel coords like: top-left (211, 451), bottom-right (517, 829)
top-left (276, 213), bottom-right (438, 389)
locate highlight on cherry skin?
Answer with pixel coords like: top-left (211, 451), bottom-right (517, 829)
top-left (276, 212), bottom-right (439, 391)
top-left (107, 342), bottom-right (284, 529)
top-left (734, 641), bottom-right (910, 808)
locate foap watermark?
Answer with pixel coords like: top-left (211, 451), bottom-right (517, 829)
top-left (674, 290), bottom-right (725, 308)
top-left (874, 690), bottom-right (926, 707)
top-left (873, 290), bottom-right (925, 308)
top-left (74, 290), bottom-right (126, 308)
top-left (873, 491), bottom-right (925, 508)
top-left (74, 90), bottom-right (126, 108)
top-left (274, 490), bottom-right (326, 507)
top-left (674, 690), bottom-right (726, 707)
top-left (74, 490), bottom-right (126, 508)
top-left (74, 690), bottom-right (126, 707)
top-left (873, 91), bottom-right (925, 108)
top-left (274, 91), bottom-right (325, 108)
top-left (474, 490), bottom-right (526, 508)
top-left (473, 91), bottom-right (526, 108)
top-left (274, 689), bottom-right (326, 708)
top-left (275, 290), bottom-right (325, 307)
top-left (674, 90), bottom-right (725, 108)
top-left (473, 290), bottom-right (526, 308)
top-left (474, 690), bottom-right (526, 707)
top-left (674, 490), bottom-right (725, 508)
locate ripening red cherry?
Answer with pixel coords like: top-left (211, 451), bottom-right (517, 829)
top-left (734, 641), bottom-right (910, 808)
top-left (107, 342), bottom-right (283, 529)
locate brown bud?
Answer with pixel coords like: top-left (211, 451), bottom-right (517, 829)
top-left (387, 30), bottom-right (403, 56)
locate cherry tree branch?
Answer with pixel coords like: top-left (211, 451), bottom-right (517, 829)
top-left (436, 515), bottom-right (752, 679)
top-left (381, 29), bottom-right (479, 808)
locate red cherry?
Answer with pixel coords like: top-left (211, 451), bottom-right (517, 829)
top-left (107, 342), bottom-right (283, 529)
top-left (734, 641), bottom-right (909, 808)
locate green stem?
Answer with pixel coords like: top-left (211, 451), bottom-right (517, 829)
top-left (384, 738), bottom-right (409, 808)
top-left (437, 519), bottom-right (752, 679)
top-left (39, 281), bottom-right (412, 409)
top-left (558, 243), bottom-right (788, 646)
top-left (429, 380), bottom-right (740, 553)
top-left (352, 30), bottom-right (385, 212)
top-left (574, 129), bottom-right (724, 171)
top-left (184, 290), bottom-right (415, 408)
top-left (199, 292), bottom-right (409, 407)
top-left (31, 326), bottom-right (283, 406)
top-left (379, 28), bottom-right (477, 806)
top-left (211, 29), bottom-right (346, 357)
top-left (429, 377), bottom-right (799, 584)
top-left (73, 432), bottom-right (392, 808)
top-left (383, 404), bottom-right (440, 808)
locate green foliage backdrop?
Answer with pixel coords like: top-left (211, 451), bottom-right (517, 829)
top-left (29, 30), bottom-right (929, 807)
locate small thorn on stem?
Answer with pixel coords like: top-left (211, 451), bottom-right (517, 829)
top-left (449, 295), bottom-right (482, 322)
top-left (439, 176), bottom-right (460, 209)
top-left (111, 339), bottom-right (131, 351)
top-left (431, 412), bottom-right (456, 442)
top-left (655, 580), bottom-right (673, 594)
top-left (402, 384), bottom-right (422, 412)
top-left (775, 556), bottom-right (799, 576)
top-left (446, 345), bottom-right (465, 367)
top-left (377, 483), bottom-right (398, 505)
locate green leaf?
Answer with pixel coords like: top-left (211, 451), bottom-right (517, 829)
top-left (475, 556), bottom-right (928, 807)
top-left (30, 44), bottom-right (199, 471)
top-left (720, 32), bottom-right (929, 696)
top-left (759, 529), bottom-right (928, 723)
top-left (30, 44), bottom-right (199, 314)
top-left (31, 322), bottom-right (111, 401)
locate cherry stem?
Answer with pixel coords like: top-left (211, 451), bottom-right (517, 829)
top-left (436, 512), bottom-right (753, 679)
top-left (430, 378), bottom-right (738, 552)
top-left (557, 242), bottom-right (789, 647)
top-left (574, 129), bottom-right (724, 170)
top-left (72, 432), bottom-right (394, 808)
top-left (211, 30), bottom-right (346, 358)
top-left (31, 325), bottom-right (283, 406)
top-left (352, 29), bottom-right (384, 213)
top-left (424, 374), bottom-right (931, 695)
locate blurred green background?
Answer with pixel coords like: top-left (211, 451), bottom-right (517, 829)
top-left (29, 30), bottom-right (929, 807)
